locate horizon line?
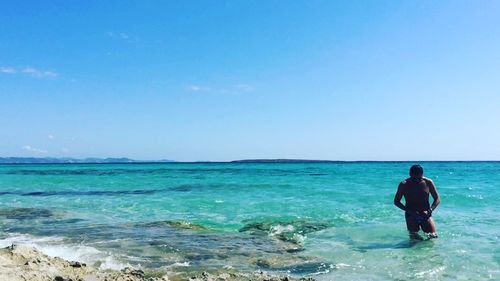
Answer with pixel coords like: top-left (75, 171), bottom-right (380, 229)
top-left (1, 156), bottom-right (500, 164)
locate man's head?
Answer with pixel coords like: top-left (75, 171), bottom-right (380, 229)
top-left (409, 164), bottom-right (424, 178)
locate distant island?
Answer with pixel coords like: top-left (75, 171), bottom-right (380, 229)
top-left (230, 159), bottom-right (338, 163)
top-left (0, 157), bottom-right (175, 164)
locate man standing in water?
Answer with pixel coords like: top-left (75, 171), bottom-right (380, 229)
top-left (394, 165), bottom-right (441, 239)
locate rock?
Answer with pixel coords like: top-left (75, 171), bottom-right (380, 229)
top-left (69, 261), bottom-right (86, 268)
top-left (138, 220), bottom-right (207, 231)
top-left (0, 244), bottom-right (316, 281)
top-left (54, 276), bottom-right (73, 281)
top-left (187, 270), bottom-right (315, 281)
top-left (122, 267), bottom-right (145, 277)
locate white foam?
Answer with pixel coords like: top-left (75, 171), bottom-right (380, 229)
top-left (335, 263), bottom-right (351, 268)
top-left (414, 266), bottom-right (446, 278)
top-left (0, 233), bottom-right (127, 270)
top-left (269, 224), bottom-right (295, 236)
top-left (268, 224), bottom-right (306, 245)
top-left (168, 261), bottom-right (190, 267)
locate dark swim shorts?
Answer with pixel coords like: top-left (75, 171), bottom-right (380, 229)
top-left (405, 211), bottom-right (431, 224)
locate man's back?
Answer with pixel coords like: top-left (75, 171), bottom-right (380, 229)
top-left (400, 177), bottom-right (432, 212)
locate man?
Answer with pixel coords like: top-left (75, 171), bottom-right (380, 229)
top-left (394, 164), bottom-right (440, 239)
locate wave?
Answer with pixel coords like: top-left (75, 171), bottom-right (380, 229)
top-left (0, 233), bottom-right (127, 270)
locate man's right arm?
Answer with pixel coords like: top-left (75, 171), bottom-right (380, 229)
top-left (394, 182), bottom-right (406, 211)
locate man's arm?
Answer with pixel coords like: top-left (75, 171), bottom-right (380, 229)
top-left (427, 179), bottom-right (441, 211)
top-left (394, 182), bottom-right (406, 211)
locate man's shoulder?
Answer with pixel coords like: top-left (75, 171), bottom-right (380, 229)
top-left (400, 178), bottom-right (411, 185)
top-left (423, 177), bottom-right (434, 184)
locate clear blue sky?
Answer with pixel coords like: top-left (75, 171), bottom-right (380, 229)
top-left (1, 1), bottom-right (499, 161)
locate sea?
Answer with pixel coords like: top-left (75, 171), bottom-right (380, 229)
top-left (0, 162), bottom-right (498, 280)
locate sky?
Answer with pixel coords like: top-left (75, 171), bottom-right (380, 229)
top-left (1, 1), bottom-right (500, 161)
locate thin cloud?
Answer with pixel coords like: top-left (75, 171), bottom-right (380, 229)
top-left (119, 32), bottom-right (129, 39)
top-left (107, 31), bottom-right (133, 42)
top-left (185, 83), bottom-right (254, 94)
top-left (22, 67), bottom-right (58, 78)
top-left (233, 84), bottom-right (254, 92)
top-left (0, 66), bottom-right (58, 78)
top-left (22, 145), bottom-right (48, 154)
top-left (186, 85), bottom-right (211, 92)
top-left (0, 67), bottom-right (16, 74)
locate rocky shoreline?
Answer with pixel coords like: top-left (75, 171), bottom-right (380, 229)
top-left (0, 244), bottom-right (315, 281)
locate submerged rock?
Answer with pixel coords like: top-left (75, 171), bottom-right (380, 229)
top-left (0, 207), bottom-right (54, 220)
top-left (239, 220), bottom-right (330, 245)
top-left (255, 259), bottom-right (333, 275)
top-left (138, 220), bottom-right (207, 231)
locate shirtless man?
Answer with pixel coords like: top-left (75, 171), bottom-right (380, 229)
top-left (394, 165), bottom-right (441, 239)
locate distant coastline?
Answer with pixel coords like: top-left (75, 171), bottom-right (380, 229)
top-left (0, 157), bottom-right (498, 164)
top-left (230, 159), bottom-right (344, 163)
top-left (0, 157), bottom-right (175, 164)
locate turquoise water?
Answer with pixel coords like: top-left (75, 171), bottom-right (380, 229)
top-left (0, 162), bottom-right (498, 280)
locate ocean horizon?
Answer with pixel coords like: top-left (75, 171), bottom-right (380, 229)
top-left (3, 157), bottom-right (500, 164)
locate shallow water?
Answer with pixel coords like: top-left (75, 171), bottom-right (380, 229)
top-left (0, 162), bottom-right (499, 280)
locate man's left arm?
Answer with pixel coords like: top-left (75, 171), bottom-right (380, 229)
top-left (427, 179), bottom-right (441, 211)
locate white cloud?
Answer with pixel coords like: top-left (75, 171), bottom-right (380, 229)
top-left (0, 66), bottom-right (58, 78)
top-left (60, 147), bottom-right (69, 153)
top-left (48, 134), bottom-right (54, 139)
top-left (22, 145), bottom-right (48, 154)
top-left (185, 83), bottom-right (254, 94)
top-left (186, 85), bottom-right (210, 92)
top-left (107, 31), bottom-right (132, 41)
top-left (0, 67), bottom-right (16, 74)
top-left (21, 67), bottom-right (58, 78)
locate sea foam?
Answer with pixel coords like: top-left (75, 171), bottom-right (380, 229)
top-left (0, 233), bottom-right (127, 270)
